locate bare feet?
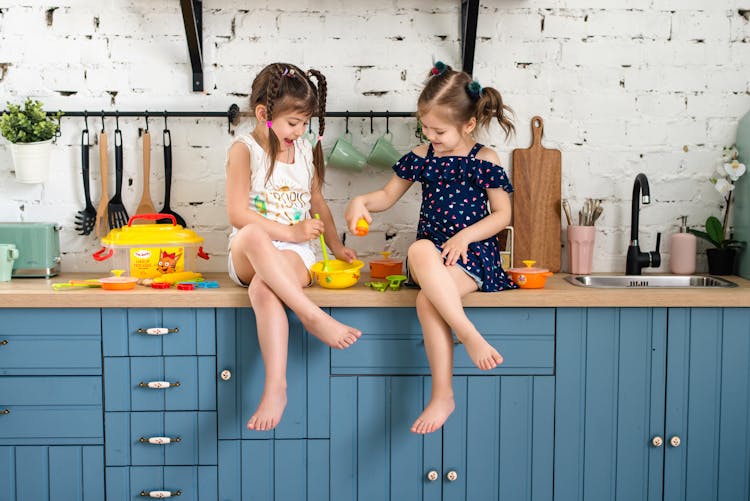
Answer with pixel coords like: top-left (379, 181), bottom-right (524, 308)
top-left (303, 311), bottom-right (361, 349)
top-left (246, 388), bottom-right (287, 431)
top-left (458, 331), bottom-right (503, 370)
top-left (411, 396), bottom-right (455, 434)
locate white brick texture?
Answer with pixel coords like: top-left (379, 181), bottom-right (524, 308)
top-left (1, 0), bottom-right (749, 274)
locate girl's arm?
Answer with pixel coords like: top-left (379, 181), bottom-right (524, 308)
top-left (345, 174), bottom-right (413, 233)
top-left (226, 142), bottom-right (320, 243)
top-left (310, 174), bottom-right (357, 262)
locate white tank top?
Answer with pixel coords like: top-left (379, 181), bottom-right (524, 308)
top-left (228, 134), bottom-right (315, 242)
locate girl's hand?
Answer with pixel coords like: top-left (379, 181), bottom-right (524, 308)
top-left (440, 232), bottom-right (471, 266)
top-left (289, 218), bottom-right (325, 243)
top-left (345, 196), bottom-right (372, 234)
top-left (332, 245), bottom-right (358, 264)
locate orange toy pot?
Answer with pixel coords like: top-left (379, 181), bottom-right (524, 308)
top-left (507, 260), bottom-right (553, 289)
top-left (369, 251), bottom-right (403, 279)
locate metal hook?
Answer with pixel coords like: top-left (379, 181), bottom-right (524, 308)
top-left (163, 111), bottom-right (168, 131)
top-left (385, 110), bottom-right (390, 134)
top-left (144, 110), bottom-right (149, 131)
top-left (55, 112), bottom-right (62, 139)
top-left (84, 111), bottom-right (89, 131)
top-left (101, 111), bottom-right (105, 133)
top-left (115, 111), bottom-right (120, 131)
top-left (370, 111), bottom-right (374, 134)
top-left (345, 111), bottom-right (349, 134)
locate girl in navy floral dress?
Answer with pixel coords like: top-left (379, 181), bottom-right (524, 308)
top-left (346, 62), bottom-right (517, 434)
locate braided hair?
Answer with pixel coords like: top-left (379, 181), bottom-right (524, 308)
top-left (248, 63), bottom-right (327, 184)
top-left (418, 62), bottom-right (515, 139)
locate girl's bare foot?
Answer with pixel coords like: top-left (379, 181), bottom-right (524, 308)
top-left (303, 311), bottom-right (361, 349)
top-left (411, 396), bottom-right (455, 434)
top-left (458, 331), bottom-right (503, 370)
top-left (246, 388), bottom-right (287, 431)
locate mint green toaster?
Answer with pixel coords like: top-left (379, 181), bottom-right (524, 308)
top-left (0, 223), bottom-right (61, 277)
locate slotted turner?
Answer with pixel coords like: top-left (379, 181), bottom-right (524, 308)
top-left (74, 129), bottom-right (97, 235)
top-left (107, 128), bottom-right (129, 229)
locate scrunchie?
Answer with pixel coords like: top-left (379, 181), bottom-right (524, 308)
top-left (466, 80), bottom-right (482, 99)
top-left (430, 61), bottom-right (448, 76)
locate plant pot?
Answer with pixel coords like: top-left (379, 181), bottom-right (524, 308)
top-left (706, 247), bottom-right (738, 275)
top-left (9, 139), bottom-right (53, 183)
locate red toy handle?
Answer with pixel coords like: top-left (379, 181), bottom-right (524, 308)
top-left (128, 213), bottom-right (177, 226)
top-left (92, 247), bottom-right (114, 261)
top-left (198, 246), bottom-right (210, 260)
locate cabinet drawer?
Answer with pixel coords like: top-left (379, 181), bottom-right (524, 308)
top-left (0, 309), bottom-right (101, 375)
top-left (331, 308), bottom-right (554, 375)
top-left (105, 411), bottom-right (217, 466)
top-left (0, 376), bottom-right (103, 445)
top-left (104, 356), bottom-right (216, 412)
top-left (103, 308), bottom-right (215, 357)
top-left (106, 465), bottom-right (217, 501)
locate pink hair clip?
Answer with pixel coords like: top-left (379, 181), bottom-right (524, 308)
top-left (266, 120), bottom-right (273, 128)
top-left (317, 135), bottom-right (323, 142)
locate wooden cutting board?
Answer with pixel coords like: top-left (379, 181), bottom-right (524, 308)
top-left (511, 116), bottom-right (561, 272)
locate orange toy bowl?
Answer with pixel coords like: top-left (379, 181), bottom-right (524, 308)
top-left (507, 260), bottom-right (553, 289)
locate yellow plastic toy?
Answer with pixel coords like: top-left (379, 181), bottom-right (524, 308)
top-left (310, 259), bottom-right (364, 289)
top-left (354, 218), bottom-right (369, 236)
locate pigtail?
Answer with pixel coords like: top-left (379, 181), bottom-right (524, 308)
top-left (264, 64), bottom-right (285, 184)
top-left (306, 68), bottom-right (327, 184)
top-left (476, 86), bottom-right (515, 139)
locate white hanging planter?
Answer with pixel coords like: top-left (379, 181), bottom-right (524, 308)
top-left (9, 139), bottom-right (53, 184)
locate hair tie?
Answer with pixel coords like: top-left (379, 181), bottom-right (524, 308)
top-left (430, 61), bottom-right (448, 76)
top-left (266, 120), bottom-right (273, 128)
top-left (317, 135), bottom-right (323, 142)
top-left (466, 80), bottom-right (482, 99)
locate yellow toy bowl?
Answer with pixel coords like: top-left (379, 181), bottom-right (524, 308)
top-left (310, 259), bottom-right (364, 289)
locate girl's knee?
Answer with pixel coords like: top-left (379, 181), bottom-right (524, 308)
top-left (407, 239), bottom-right (435, 261)
top-left (235, 224), bottom-right (267, 248)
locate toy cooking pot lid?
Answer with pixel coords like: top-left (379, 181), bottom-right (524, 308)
top-left (507, 260), bottom-right (553, 289)
top-left (369, 251), bottom-right (403, 266)
top-left (100, 213), bottom-right (203, 245)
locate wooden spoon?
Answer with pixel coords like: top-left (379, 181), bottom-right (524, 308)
top-left (133, 130), bottom-right (157, 221)
top-left (94, 130), bottom-right (109, 237)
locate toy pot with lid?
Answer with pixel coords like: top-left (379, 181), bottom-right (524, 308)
top-left (369, 251), bottom-right (403, 279)
top-left (507, 260), bottom-right (553, 289)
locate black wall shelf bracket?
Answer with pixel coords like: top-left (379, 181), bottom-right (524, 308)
top-left (461, 0), bottom-right (480, 76)
top-left (180, 0), bottom-right (204, 92)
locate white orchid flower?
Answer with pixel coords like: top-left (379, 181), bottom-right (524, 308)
top-left (724, 159), bottom-right (746, 181)
top-left (721, 145), bottom-right (738, 163)
top-left (713, 177), bottom-right (735, 196)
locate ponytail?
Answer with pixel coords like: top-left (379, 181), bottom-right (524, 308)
top-left (476, 86), bottom-right (515, 139)
top-left (306, 68), bottom-right (327, 184)
top-left (264, 64), bottom-right (285, 184)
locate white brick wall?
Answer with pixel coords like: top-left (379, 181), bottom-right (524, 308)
top-left (1, 0), bottom-right (749, 274)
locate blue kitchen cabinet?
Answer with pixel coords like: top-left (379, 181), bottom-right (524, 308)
top-left (0, 309), bottom-right (104, 501)
top-left (555, 307), bottom-right (750, 501)
top-left (328, 307), bottom-right (555, 501)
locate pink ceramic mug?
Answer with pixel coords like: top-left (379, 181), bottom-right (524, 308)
top-left (567, 226), bottom-right (595, 274)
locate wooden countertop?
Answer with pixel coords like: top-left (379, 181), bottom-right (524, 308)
top-left (1, 272), bottom-right (749, 308)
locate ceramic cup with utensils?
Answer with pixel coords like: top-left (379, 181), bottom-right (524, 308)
top-left (0, 244), bottom-right (19, 282)
top-left (567, 225), bottom-right (596, 275)
top-left (326, 132), bottom-right (366, 171)
top-left (366, 132), bottom-right (401, 169)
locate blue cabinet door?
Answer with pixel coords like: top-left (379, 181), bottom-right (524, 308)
top-left (217, 308), bottom-right (330, 440)
top-left (555, 308), bottom-right (667, 501)
top-left (664, 308), bottom-right (750, 501)
top-left (218, 439), bottom-right (329, 501)
top-left (330, 375), bottom-right (553, 501)
top-left (0, 445), bottom-right (104, 500)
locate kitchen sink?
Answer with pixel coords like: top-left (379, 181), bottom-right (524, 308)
top-left (565, 275), bottom-right (738, 288)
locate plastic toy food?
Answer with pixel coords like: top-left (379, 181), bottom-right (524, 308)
top-left (355, 218), bottom-right (369, 236)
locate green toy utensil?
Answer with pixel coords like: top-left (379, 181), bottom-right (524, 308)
top-left (314, 213), bottom-right (330, 271)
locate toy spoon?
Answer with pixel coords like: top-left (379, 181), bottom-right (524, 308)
top-left (314, 213), bottom-right (330, 271)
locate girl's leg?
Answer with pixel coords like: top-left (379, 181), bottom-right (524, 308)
top-left (231, 224), bottom-right (361, 349)
top-left (246, 273), bottom-right (289, 431)
top-left (408, 240), bottom-right (503, 370)
top-left (411, 290), bottom-right (455, 434)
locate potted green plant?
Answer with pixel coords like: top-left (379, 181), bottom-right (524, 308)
top-left (0, 98), bottom-right (62, 183)
top-left (689, 145), bottom-right (747, 275)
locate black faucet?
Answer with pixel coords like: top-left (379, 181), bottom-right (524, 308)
top-left (626, 173), bottom-right (661, 275)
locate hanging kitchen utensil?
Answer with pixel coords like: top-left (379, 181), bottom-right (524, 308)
top-left (158, 127), bottom-right (187, 227)
top-left (133, 129), bottom-right (157, 221)
top-left (511, 116), bottom-right (562, 271)
top-left (94, 128), bottom-right (110, 238)
top-left (107, 127), bottom-right (129, 229)
top-left (74, 128), bottom-right (97, 235)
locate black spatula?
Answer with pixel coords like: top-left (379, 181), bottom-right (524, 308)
top-left (158, 128), bottom-right (187, 227)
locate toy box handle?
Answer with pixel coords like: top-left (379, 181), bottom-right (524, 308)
top-left (128, 213), bottom-right (177, 226)
top-left (92, 247), bottom-right (114, 261)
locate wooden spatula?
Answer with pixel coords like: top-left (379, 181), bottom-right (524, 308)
top-left (94, 130), bottom-right (109, 238)
top-left (133, 130), bottom-right (157, 221)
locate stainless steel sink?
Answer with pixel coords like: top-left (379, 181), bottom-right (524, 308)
top-left (565, 275), bottom-right (738, 288)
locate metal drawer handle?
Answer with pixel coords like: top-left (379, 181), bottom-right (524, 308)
top-left (0, 339), bottom-right (8, 346)
top-left (140, 490), bottom-right (181, 498)
top-left (139, 436), bottom-right (182, 445)
top-left (137, 327), bottom-right (179, 335)
top-left (139, 381), bottom-right (181, 389)
top-left (1, 408), bottom-right (9, 415)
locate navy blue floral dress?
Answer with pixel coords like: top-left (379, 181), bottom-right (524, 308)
top-left (393, 143), bottom-right (518, 292)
